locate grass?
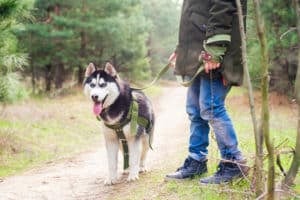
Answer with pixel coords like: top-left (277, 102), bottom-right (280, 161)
top-left (0, 85), bottom-right (163, 178)
top-left (0, 88), bottom-right (99, 177)
top-left (0, 85), bottom-right (299, 199)
top-left (111, 86), bottom-right (300, 200)
top-left (0, 122), bottom-right (101, 177)
top-left (112, 160), bottom-right (254, 200)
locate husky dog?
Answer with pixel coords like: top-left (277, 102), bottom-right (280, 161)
top-left (84, 62), bottom-right (155, 185)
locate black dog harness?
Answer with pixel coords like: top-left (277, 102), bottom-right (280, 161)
top-left (97, 97), bottom-right (151, 170)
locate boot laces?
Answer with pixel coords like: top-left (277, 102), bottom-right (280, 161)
top-left (177, 157), bottom-right (192, 171)
top-left (215, 162), bottom-right (227, 176)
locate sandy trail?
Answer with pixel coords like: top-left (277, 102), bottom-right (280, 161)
top-left (0, 86), bottom-right (188, 200)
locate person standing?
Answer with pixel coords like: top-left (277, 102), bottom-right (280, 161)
top-left (165, 0), bottom-right (248, 184)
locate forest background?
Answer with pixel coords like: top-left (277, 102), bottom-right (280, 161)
top-left (0, 0), bottom-right (299, 199)
top-left (0, 0), bottom-right (297, 102)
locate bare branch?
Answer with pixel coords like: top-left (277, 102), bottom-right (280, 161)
top-left (235, 0), bottom-right (264, 196)
top-left (252, 0), bottom-right (275, 199)
top-left (280, 27), bottom-right (297, 40)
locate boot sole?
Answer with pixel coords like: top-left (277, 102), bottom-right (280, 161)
top-left (199, 172), bottom-right (247, 185)
top-left (164, 175), bottom-right (195, 182)
top-left (164, 171), bottom-right (208, 182)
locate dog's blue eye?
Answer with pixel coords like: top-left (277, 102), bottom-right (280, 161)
top-left (99, 83), bottom-right (107, 88)
top-left (90, 83), bottom-right (96, 88)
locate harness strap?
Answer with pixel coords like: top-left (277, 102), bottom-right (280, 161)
top-left (98, 98), bottom-right (151, 170)
top-left (130, 100), bottom-right (139, 135)
top-left (131, 100), bottom-right (153, 150)
top-left (103, 102), bottom-right (133, 130)
top-left (103, 100), bottom-right (149, 132)
top-left (115, 128), bottom-right (129, 170)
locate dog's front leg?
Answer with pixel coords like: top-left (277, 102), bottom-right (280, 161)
top-left (103, 129), bottom-right (119, 185)
top-left (139, 135), bottom-right (150, 173)
top-left (127, 137), bottom-right (141, 182)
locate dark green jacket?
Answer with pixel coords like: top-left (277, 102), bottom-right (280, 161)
top-left (175, 0), bottom-right (247, 86)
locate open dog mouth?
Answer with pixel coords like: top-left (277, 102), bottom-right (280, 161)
top-left (93, 95), bottom-right (108, 116)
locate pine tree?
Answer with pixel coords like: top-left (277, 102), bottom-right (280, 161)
top-left (0, 0), bottom-right (31, 103)
top-left (21, 0), bottom-right (152, 91)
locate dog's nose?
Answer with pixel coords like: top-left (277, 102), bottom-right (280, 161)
top-left (91, 95), bottom-right (99, 101)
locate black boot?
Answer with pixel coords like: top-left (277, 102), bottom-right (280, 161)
top-left (165, 157), bottom-right (207, 180)
top-left (199, 161), bottom-right (249, 184)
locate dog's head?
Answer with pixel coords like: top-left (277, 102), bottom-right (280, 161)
top-left (84, 62), bottom-right (120, 116)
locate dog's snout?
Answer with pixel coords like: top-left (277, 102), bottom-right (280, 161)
top-left (91, 95), bottom-right (99, 101)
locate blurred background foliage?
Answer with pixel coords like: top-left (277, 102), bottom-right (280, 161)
top-left (0, 0), bottom-right (299, 103)
top-left (248, 0), bottom-right (298, 94)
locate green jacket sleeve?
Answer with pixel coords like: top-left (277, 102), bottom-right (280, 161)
top-left (203, 42), bottom-right (227, 62)
top-left (204, 0), bottom-right (237, 62)
top-left (206, 0), bottom-right (236, 44)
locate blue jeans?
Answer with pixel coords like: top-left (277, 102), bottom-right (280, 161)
top-left (186, 75), bottom-right (243, 162)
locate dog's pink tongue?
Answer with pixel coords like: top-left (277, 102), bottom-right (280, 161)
top-left (93, 103), bottom-right (103, 116)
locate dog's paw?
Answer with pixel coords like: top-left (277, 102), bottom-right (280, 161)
top-left (104, 178), bottom-right (118, 186)
top-left (139, 166), bottom-right (149, 173)
top-left (122, 169), bottom-right (129, 175)
top-left (126, 174), bottom-right (139, 182)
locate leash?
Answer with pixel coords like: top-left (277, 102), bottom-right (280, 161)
top-left (175, 65), bottom-right (204, 87)
top-left (131, 63), bottom-right (171, 90)
top-left (96, 58), bottom-right (205, 169)
top-left (209, 69), bottom-right (217, 142)
top-left (132, 57), bottom-right (205, 90)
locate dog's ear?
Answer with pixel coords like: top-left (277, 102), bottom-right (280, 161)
top-left (85, 63), bottom-right (96, 77)
top-left (104, 62), bottom-right (118, 77)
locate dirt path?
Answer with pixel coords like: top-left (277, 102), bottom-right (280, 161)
top-left (0, 86), bottom-right (188, 200)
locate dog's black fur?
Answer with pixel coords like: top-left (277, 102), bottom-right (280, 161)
top-left (84, 63), bottom-right (155, 184)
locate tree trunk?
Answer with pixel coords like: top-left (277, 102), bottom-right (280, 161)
top-left (54, 63), bottom-right (64, 89)
top-left (283, 0), bottom-right (300, 187)
top-left (52, 4), bottom-right (65, 89)
top-left (78, 30), bottom-right (87, 84)
top-left (78, 0), bottom-right (87, 85)
top-left (111, 54), bottom-right (118, 70)
top-left (235, 0), bottom-right (264, 196)
top-left (252, 0), bottom-right (275, 199)
top-left (78, 65), bottom-right (84, 84)
top-left (45, 64), bottom-right (52, 92)
top-left (29, 30), bottom-right (36, 94)
top-left (30, 58), bottom-right (36, 94)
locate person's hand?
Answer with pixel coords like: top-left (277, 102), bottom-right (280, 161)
top-left (204, 60), bottom-right (220, 73)
top-left (200, 51), bottom-right (221, 73)
top-left (168, 52), bottom-right (177, 68)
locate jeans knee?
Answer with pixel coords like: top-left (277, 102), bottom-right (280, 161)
top-left (200, 105), bottom-right (228, 121)
top-left (186, 105), bottom-right (201, 121)
top-left (187, 111), bottom-right (201, 122)
top-left (200, 109), bottom-right (212, 121)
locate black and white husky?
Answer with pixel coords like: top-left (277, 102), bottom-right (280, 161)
top-left (84, 63), bottom-right (155, 185)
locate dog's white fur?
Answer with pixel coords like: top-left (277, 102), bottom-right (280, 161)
top-left (102, 123), bottom-right (150, 185)
top-left (84, 63), bottom-right (151, 185)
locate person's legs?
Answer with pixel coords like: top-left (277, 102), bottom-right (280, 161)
top-left (199, 76), bottom-right (242, 160)
top-left (187, 76), bottom-right (210, 162)
top-left (165, 76), bottom-right (208, 180)
top-left (198, 76), bottom-right (247, 184)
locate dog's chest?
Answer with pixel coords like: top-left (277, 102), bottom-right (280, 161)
top-left (102, 123), bottom-right (132, 140)
top-left (101, 111), bottom-right (124, 126)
